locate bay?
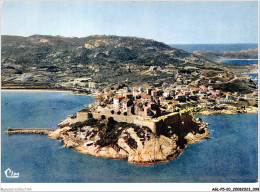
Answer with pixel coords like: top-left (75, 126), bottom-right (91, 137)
top-left (1, 91), bottom-right (258, 183)
top-left (245, 73), bottom-right (258, 85)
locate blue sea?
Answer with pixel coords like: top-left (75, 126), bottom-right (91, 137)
top-left (1, 91), bottom-right (258, 183)
top-left (246, 73), bottom-right (258, 79)
top-left (222, 60), bottom-right (258, 65)
top-left (245, 73), bottom-right (258, 85)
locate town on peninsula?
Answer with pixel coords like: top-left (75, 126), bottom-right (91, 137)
top-left (3, 35), bottom-right (258, 165)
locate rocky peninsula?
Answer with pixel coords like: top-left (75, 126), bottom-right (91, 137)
top-left (5, 110), bottom-right (210, 165)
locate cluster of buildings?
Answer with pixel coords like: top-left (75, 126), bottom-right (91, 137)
top-left (90, 78), bottom-right (258, 120)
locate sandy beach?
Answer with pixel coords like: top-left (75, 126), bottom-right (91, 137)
top-left (1, 88), bottom-right (98, 95)
top-left (1, 88), bottom-right (71, 93)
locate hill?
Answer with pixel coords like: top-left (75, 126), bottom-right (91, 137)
top-left (2, 35), bottom-right (222, 90)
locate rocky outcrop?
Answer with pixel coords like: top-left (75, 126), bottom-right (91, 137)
top-left (118, 128), bottom-right (181, 165)
top-left (5, 112), bottom-right (210, 165)
top-left (51, 113), bottom-right (210, 165)
top-left (76, 144), bottom-right (128, 159)
top-left (195, 107), bottom-right (258, 115)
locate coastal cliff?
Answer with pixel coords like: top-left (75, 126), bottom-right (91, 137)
top-left (6, 111), bottom-right (210, 165)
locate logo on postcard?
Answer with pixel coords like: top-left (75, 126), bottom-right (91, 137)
top-left (5, 168), bottom-right (19, 178)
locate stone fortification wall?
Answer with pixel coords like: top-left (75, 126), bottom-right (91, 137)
top-left (92, 111), bottom-right (157, 132)
top-left (153, 112), bottom-right (182, 134)
top-left (133, 119), bottom-right (157, 133)
top-left (71, 110), bottom-right (194, 134)
top-left (92, 112), bottom-right (135, 124)
top-left (152, 112), bottom-right (194, 134)
top-left (155, 112), bottom-right (182, 126)
top-left (180, 112), bottom-right (194, 127)
top-left (70, 112), bottom-right (89, 124)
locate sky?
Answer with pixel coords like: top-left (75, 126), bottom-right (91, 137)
top-left (1, 1), bottom-right (258, 44)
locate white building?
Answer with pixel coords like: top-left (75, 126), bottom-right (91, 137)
top-left (113, 95), bottom-right (124, 109)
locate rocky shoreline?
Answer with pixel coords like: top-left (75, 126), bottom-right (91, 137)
top-left (4, 101), bottom-right (256, 165)
top-left (5, 113), bottom-right (210, 165)
top-left (195, 107), bottom-right (258, 115)
top-left (48, 126), bottom-right (209, 165)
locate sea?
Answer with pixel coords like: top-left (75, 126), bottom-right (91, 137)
top-left (1, 44), bottom-right (258, 183)
top-left (221, 60), bottom-right (258, 65)
top-left (1, 91), bottom-right (258, 183)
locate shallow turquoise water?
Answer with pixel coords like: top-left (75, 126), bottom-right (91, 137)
top-left (1, 91), bottom-right (258, 183)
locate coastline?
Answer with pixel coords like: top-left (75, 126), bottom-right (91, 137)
top-left (243, 69), bottom-right (258, 74)
top-left (195, 107), bottom-right (258, 115)
top-left (1, 88), bottom-right (96, 97)
top-left (2, 86), bottom-right (258, 182)
top-left (1, 88), bottom-right (71, 93)
top-left (6, 112), bottom-right (210, 165)
top-left (217, 58), bottom-right (258, 64)
top-left (2, 88), bottom-right (257, 116)
top-left (2, 88), bottom-right (257, 165)
top-left (6, 125), bottom-right (208, 165)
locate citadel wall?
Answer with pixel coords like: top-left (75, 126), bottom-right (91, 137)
top-left (70, 110), bottom-right (194, 134)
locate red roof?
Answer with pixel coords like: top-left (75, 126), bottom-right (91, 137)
top-left (114, 95), bottom-right (124, 99)
top-left (142, 95), bottom-right (151, 98)
top-left (176, 94), bottom-right (185, 96)
top-left (121, 98), bottom-right (130, 102)
top-left (106, 92), bottom-right (115, 95)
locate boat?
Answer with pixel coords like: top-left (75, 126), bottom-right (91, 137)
top-left (84, 141), bottom-right (95, 147)
top-left (84, 105), bottom-right (89, 108)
